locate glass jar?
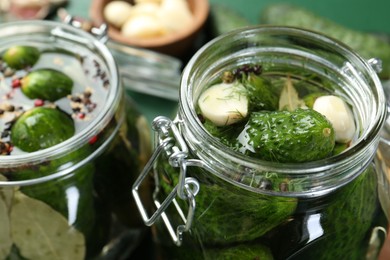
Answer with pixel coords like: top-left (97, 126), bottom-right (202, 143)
top-left (133, 26), bottom-right (390, 259)
top-left (0, 20), bottom-right (152, 259)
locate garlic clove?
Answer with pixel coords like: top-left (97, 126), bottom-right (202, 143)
top-left (134, 0), bottom-right (162, 4)
top-left (121, 14), bottom-right (167, 38)
top-left (198, 82), bottom-right (248, 126)
top-left (158, 8), bottom-right (193, 33)
top-left (313, 95), bottom-right (356, 143)
top-left (160, 0), bottom-right (190, 11)
top-left (129, 2), bottom-right (160, 19)
top-left (159, 0), bottom-right (193, 32)
top-left (103, 1), bottom-right (133, 28)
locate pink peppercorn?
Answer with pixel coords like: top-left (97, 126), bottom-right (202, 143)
top-left (34, 99), bottom-right (44, 107)
top-left (11, 78), bottom-right (21, 88)
top-left (89, 135), bottom-right (98, 145)
top-left (78, 113), bottom-right (86, 119)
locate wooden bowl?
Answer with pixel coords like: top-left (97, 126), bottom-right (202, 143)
top-left (89, 0), bottom-right (209, 57)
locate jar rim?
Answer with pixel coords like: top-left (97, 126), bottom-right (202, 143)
top-left (0, 20), bottom-right (121, 166)
top-left (179, 25), bottom-right (387, 197)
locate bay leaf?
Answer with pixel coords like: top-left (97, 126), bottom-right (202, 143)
top-left (0, 174), bottom-right (14, 210)
top-left (376, 147), bottom-right (390, 222)
top-left (0, 198), bottom-right (12, 259)
top-left (0, 174), bottom-right (13, 259)
top-left (278, 76), bottom-right (306, 111)
top-left (10, 191), bottom-right (86, 260)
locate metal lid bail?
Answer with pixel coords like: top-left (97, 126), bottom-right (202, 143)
top-left (132, 116), bottom-right (203, 246)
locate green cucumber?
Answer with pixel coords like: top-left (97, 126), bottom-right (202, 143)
top-left (159, 161), bottom-right (297, 245)
top-left (238, 108), bottom-right (335, 162)
top-left (303, 92), bottom-right (325, 108)
top-left (208, 4), bottom-right (252, 37)
top-left (332, 142), bottom-right (349, 155)
top-left (9, 110), bottom-right (101, 249)
top-left (192, 182), bottom-right (297, 244)
top-left (202, 118), bottom-right (245, 148)
top-left (207, 244), bottom-right (273, 260)
top-left (301, 166), bottom-right (378, 259)
top-left (2, 45), bottom-right (40, 69)
top-left (11, 107), bottom-right (75, 152)
top-left (21, 68), bottom-right (73, 101)
top-left (243, 73), bottom-right (279, 111)
top-left (260, 4), bottom-right (390, 79)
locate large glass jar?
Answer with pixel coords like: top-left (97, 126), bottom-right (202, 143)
top-left (0, 21), bottom-right (152, 259)
top-left (133, 26), bottom-right (390, 259)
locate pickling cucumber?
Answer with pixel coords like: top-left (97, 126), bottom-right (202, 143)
top-left (159, 160), bottom-right (297, 245)
top-left (207, 244), bottom-right (273, 260)
top-left (301, 165), bottom-right (378, 259)
top-left (21, 68), bottom-right (73, 101)
top-left (244, 73), bottom-right (279, 111)
top-left (8, 106), bottom-right (99, 245)
top-left (2, 45), bottom-right (40, 69)
top-left (238, 108), bottom-right (335, 162)
top-left (260, 3), bottom-right (390, 79)
top-left (11, 107), bottom-right (75, 152)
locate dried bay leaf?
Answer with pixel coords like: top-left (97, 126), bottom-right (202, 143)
top-left (278, 76), bottom-right (306, 111)
top-left (0, 198), bottom-right (12, 259)
top-left (376, 147), bottom-right (390, 222)
top-left (0, 174), bottom-right (13, 210)
top-left (0, 174), bottom-right (13, 259)
top-left (10, 191), bottom-right (86, 260)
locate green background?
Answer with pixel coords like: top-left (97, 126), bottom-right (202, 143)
top-left (66, 0), bottom-right (390, 123)
top-left (70, 0), bottom-right (390, 34)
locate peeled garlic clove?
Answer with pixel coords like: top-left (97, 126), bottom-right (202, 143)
top-left (313, 95), bottom-right (356, 143)
top-left (103, 1), bottom-right (133, 28)
top-left (121, 14), bottom-right (167, 38)
top-left (159, 0), bottom-right (193, 32)
top-left (198, 82), bottom-right (248, 126)
top-left (158, 8), bottom-right (193, 33)
top-left (130, 2), bottom-right (160, 18)
top-left (160, 0), bottom-right (190, 11)
top-left (134, 0), bottom-right (162, 4)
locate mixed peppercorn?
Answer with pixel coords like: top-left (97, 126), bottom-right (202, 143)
top-left (0, 45), bottom-right (106, 155)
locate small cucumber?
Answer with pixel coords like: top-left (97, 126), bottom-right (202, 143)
top-left (21, 68), bottom-right (73, 102)
top-left (159, 160), bottom-right (297, 245)
top-left (302, 166), bottom-right (377, 259)
top-left (11, 107), bottom-right (75, 152)
top-left (238, 108), bottom-right (335, 162)
top-left (2, 45), bottom-right (40, 69)
top-left (202, 118), bottom-right (245, 148)
top-left (260, 4), bottom-right (390, 79)
top-left (243, 73), bottom-right (279, 111)
top-left (303, 92), bottom-right (325, 108)
top-left (207, 244), bottom-right (273, 260)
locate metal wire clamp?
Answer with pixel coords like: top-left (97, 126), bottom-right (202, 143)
top-left (132, 116), bottom-right (202, 246)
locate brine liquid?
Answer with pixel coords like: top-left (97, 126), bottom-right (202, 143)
top-left (157, 66), bottom-right (387, 259)
top-left (154, 162), bottom-right (388, 260)
top-left (0, 46), bottom-right (110, 155)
